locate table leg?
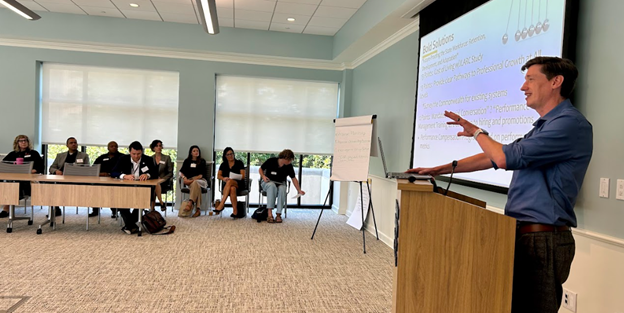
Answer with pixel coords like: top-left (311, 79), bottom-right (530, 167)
top-left (137, 208), bottom-right (143, 237)
top-left (7, 204), bottom-right (14, 233)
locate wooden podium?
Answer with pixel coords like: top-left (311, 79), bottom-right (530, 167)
top-left (393, 180), bottom-right (516, 313)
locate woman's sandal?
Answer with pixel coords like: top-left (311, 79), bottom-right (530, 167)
top-left (275, 215), bottom-right (282, 223)
top-left (185, 201), bottom-right (194, 212)
top-left (267, 215), bottom-right (275, 223)
top-left (192, 207), bottom-right (201, 218)
top-left (159, 202), bottom-right (167, 212)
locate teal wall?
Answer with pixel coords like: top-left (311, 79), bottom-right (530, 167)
top-left (333, 0), bottom-right (408, 59)
top-left (570, 0), bottom-right (624, 239)
top-left (0, 45), bottom-right (342, 160)
top-left (0, 10), bottom-right (334, 60)
top-left (350, 31), bottom-right (420, 178)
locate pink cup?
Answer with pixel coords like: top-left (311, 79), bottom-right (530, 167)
top-left (15, 158), bottom-right (24, 164)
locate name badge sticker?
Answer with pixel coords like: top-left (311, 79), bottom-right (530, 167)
top-left (190, 163), bottom-right (197, 168)
top-left (25, 155), bottom-right (31, 158)
top-left (103, 158), bottom-right (110, 161)
top-left (141, 166), bottom-right (149, 173)
top-left (160, 160), bottom-right (166, 164)
top-left (271, 171), bottom-right (277, 175)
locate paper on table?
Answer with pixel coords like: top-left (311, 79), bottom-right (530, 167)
top-left (229, 172), bottom-right (243, 180)
top-left (291, 193), bottom-right (303, 199)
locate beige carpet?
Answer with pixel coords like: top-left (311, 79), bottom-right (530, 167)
top-left (0, 207), bottom-right (393, 312)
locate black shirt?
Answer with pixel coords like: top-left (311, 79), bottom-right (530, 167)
top-left (4, 149), bottom-right (44, 174)
top-left (93, 152), bottom-right (123, 175)
top-left (260, 157), bottom-right (295, 182)
top-left (218, 159), bottom-right (245, 179)
top-left (62, 152), bottom-right (78, 171)
top-left (219, 159), bottom-right (246, 190)
top-left (180, 158), bottom-right (207, 179)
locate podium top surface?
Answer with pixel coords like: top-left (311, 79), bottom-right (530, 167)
top-left (397, 179), bottom-right (434, 192)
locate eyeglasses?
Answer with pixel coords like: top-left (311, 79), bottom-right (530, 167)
top-left (225, 153), bottom-right (234, 156)
top-left (18, 139), bottom-right (28, 143)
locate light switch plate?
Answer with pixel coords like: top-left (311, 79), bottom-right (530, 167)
top-left (599, 178), bottom-right (609, 198)
top-left (616, 179), bottom-right (624, 201)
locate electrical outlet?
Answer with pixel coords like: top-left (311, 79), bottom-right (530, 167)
top-left (562, 288), bottom-right (577, 312)
top-left (599, 178), bottom-right (610, 198)
top-left (616, 179), bottom-right (624, 201)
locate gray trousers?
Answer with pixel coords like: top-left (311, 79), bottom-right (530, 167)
top-left (511, 230), bottom-right (575, 313)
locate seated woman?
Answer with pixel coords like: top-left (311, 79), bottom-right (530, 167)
top-left (215, 147), bottom-right (247, 218)
top-left (259, 149), bottom-right (305, 223)
top-left (150, 139), bottom-right (173, 211)
top-left (0, 135), bottom-right (44, 218)
top-left (179, 145), bottom-right (208, 218)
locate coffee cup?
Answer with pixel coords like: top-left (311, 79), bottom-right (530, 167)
top-left (15, 158), bottom-right (24, 164)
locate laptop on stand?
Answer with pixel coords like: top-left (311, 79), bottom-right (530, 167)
top-left (378, 137), bottom-right (431, 180)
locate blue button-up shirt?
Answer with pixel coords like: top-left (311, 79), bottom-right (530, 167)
top-left (500, 99), bottom-right (593, 227)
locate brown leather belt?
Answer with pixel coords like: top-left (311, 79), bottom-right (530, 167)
top-left (517, 223), bottom-right (570, 235)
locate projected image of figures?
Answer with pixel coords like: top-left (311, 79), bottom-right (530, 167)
top-left (503, 0), bottom-right (552, 44)
top-left (414, 0), bottom-right (567, 188)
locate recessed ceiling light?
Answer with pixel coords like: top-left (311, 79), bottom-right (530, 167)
top-left (287, 17), bottom-right (295, 22)
top-left (129, 3), bottom-right (139, 7)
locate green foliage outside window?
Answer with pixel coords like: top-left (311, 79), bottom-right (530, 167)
top-left (214, 151), bottom-right (330, 169)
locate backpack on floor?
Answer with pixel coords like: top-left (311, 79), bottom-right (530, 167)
top-left (142, 210), bottom-right (175, 235)
top-left (251, 206), bottom-right (268, 223)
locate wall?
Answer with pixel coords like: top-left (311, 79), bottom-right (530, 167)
top-left (0, 10), bottom-right (334, 60)
top-left (346, 0), bottom-right (624, 311)
top-left (0, 45), bottom-right (342, 161)
top-left (350, 30), bottom-right (419, 177)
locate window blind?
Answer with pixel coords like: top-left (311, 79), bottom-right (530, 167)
top-left (214, 75), bottom-right (339, 154)
top-left (41, 63), bottom-right (180, 148)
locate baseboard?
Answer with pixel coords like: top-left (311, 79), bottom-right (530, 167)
top-left (364, 223), bottom-right (393, 248)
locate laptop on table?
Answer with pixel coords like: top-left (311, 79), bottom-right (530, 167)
top-left (378, 137), bottom-right (431, 181)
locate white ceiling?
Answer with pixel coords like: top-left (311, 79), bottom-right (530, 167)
top-left (10, 0), bottom-right (369, 36)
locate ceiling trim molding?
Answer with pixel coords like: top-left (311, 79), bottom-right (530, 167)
top-left (0, 17), bottom-right (419, 72)
top-left (346, 16), bottom-right (420, 70)
top-left (0, 37), bottom-right (344, 71)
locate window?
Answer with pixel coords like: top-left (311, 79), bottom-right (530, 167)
top-left (214, 76), bottom-right (338, 208)
top-left (41, 63), bottom-right (179, 147)
top-left (214, 76), bottom-right (339, 154)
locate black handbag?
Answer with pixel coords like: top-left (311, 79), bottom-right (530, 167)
top-left (251, 206), bottom-right (268, 223)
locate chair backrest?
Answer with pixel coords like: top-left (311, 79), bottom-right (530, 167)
top-left (64, 163), bottom-right (101, 177)
top-left (243, 167), bottom-right (251, 189)
top-left (0, 161), bottom-right (34, 174)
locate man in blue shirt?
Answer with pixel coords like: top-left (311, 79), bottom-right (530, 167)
top-left (408, 57), bottom-right (593, 312)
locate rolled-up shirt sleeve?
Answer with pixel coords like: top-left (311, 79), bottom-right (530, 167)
top-left (503, 116), bottom-right (580, 170)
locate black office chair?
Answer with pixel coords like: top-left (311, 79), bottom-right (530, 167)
top-left (258, 175), bottom-right (291, 218)
top-left (179, 162), bottom-right (212, 215)
top-left (0, 161), bottom-right (35, 228)
top-left (218, 167), bottom-right (251, 217)
top-left (158, 177), bottom-right (173, 217)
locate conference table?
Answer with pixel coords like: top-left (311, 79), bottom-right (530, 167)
top-left (1, 173), bottom-right (39, 233)
top-left (1, 173), bottom-right (161, 236)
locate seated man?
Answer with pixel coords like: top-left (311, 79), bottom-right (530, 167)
top-left (259, 149), bottom-right (305, 223)
top-left (91, 141), bottom-right (123, 218)
top-left (111, 141), bottom-right (158, 235)
top-left (48, 137), bottom-right (90, 217)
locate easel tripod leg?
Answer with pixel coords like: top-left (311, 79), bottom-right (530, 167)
top-left (311, 182), bottom-right (333, 240)
top-left (360, 182), bottom-right (366, 254)
top-left (366, 180), bottom-right (379, 240)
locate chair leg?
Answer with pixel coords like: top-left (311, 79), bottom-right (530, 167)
top-left (163, 193), bottom-right (167, 217)
top-left (62, 207), bottom-right (65, 224)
